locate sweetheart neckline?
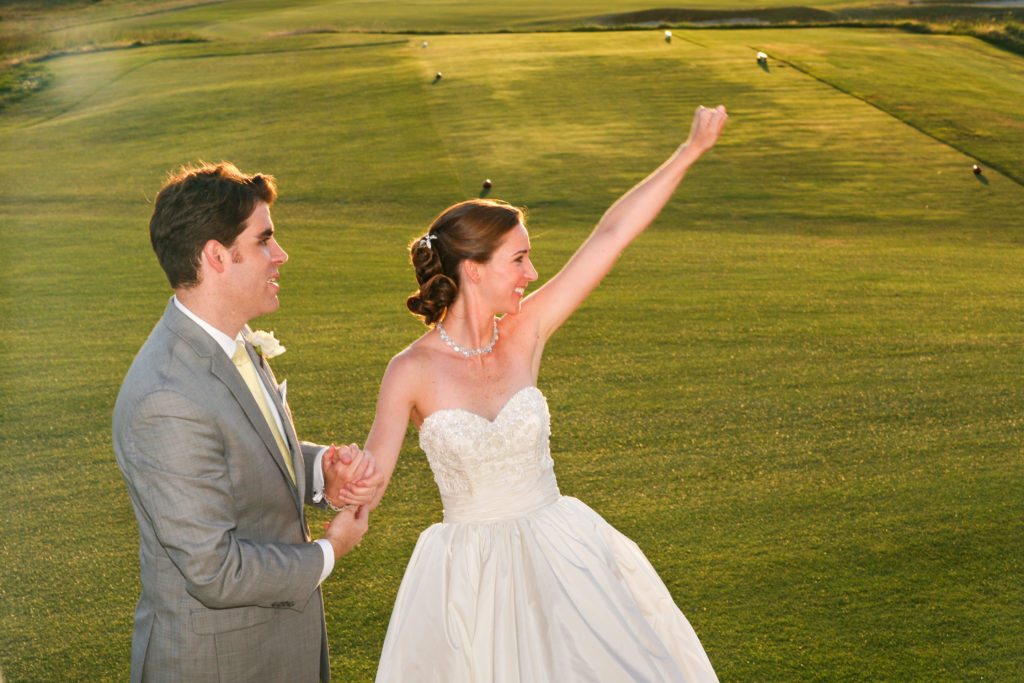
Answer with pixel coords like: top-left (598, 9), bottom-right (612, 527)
top-left (419, 386), bottom-right (542, 430)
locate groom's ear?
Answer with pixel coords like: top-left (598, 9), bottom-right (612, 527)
top-left (202, 240), bottom-right (228, 275)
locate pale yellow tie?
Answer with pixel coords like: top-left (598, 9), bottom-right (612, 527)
top-left (232, 343), bottom-right (296, 484)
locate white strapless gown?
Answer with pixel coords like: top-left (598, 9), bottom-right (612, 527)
top-left (375, 387), bottom-right (717, 682)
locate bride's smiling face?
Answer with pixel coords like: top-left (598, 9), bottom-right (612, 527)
top-left (474, 223), bottom-right (538, 315)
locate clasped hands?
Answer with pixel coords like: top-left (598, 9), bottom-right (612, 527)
top-left (322, 443), bottom-right (383, 510)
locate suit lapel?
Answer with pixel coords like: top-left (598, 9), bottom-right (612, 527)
top-left (248, 340), bottom-right (306, 501)
top-left (164, 302), bottom-right (302, 509)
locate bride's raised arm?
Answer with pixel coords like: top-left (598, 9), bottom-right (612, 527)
top-left (524, 105), bottom-right (727, 341)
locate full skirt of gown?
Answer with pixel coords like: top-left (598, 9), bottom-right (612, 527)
top-left (375, 387), bottom-right (717, 682)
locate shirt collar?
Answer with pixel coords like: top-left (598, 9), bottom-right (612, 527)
top-left (172, 296), bottom-right (243, 358)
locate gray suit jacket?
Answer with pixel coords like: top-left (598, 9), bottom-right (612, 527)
top-left (113, 300), bottom-right (332, 682)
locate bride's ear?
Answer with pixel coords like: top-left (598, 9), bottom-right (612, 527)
top-left (462, 259), bottom-right (483, 284)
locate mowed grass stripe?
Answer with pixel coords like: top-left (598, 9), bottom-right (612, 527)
top-left (412, 30), bottom-right (1023, 237)
top-left (743, 27), bottom-right (1024, 185)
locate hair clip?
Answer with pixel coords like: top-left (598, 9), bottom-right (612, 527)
top-left (420, 234), bottom-right (438, 250)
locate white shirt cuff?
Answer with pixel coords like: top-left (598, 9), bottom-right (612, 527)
top-left (315, 539), bottom-right (335, 584)
top-left (311, 446), bottom-right (327, 503)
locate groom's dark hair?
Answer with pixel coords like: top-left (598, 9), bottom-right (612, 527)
top-left (150, 161), bottom-right (277, 289)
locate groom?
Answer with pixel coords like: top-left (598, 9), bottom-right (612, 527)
top-left (113, 162), bottom-right (377, 682)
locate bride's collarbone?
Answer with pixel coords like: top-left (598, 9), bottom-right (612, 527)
top-left (446, 353), bottom-right (531, 387)
top-left (425, 367), bottom-right (534, 418)
top-left (415, 335), bottom-right (537, 415)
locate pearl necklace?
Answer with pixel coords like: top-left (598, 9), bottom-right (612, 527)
top-left (437, 319), bottom-right (499, 358)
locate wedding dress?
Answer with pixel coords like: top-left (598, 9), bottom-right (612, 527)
top-left (375, 386), bottom-right (717, 682)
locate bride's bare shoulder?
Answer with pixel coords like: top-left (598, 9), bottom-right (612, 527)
top-left (380, 333), bottom-right (443, 422)
top-left (385, 330), bottom-right (438, 380)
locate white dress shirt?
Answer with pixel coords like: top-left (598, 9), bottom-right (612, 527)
top-left (172, 297), bottom-right (334, 583)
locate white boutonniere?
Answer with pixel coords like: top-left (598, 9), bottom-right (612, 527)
top-left (247, 329), bottom-right (286, 359)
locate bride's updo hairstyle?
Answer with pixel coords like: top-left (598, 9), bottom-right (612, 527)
top-left (407, 199), bottom-right (525, 326)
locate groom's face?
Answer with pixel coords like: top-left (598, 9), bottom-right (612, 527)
top-left (223, 201), bottom-right (289, 322)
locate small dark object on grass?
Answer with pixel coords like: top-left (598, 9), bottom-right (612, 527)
top-left (483, 179), bottom-right (492, 189)
top-left (972, 164), bottom-right (982, 176)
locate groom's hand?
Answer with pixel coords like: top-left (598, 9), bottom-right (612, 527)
top-left (323, 505), bottom-right (369, 559)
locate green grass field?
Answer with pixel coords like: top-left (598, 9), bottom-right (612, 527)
top-left (1, 2), bottom-right (1022, 681)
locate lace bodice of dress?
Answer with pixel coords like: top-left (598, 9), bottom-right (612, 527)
top-left (418, 386), bottom-right (559, 522)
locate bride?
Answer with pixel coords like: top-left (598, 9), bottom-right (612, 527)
top-left (354, 105), bottom-right (726, 681)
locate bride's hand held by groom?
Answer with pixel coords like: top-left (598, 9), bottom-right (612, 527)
top-left (322, 443), bottom-right (385, 507)
top-left (319, 443), bottom-right (382, 558)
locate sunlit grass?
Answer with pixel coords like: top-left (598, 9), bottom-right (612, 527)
top-left (1, 15), bottom-right (1022, 683)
